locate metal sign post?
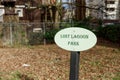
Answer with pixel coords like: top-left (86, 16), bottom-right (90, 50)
top-left (69, 51), bottom-right (80, 80)
top-left (54, 27), bottom-right (97, 80)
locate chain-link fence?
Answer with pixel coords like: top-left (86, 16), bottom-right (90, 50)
top-left (0, 22), bottom-right (74, 46)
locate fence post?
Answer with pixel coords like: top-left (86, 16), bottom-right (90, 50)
top-left (43, 22), bottom-right (46, 45)
top-left (10, 22), bottom-right (13, 46)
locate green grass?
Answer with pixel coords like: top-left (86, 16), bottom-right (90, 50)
top-left (0, 71), bottom-right (37, 80)
top-left (113, 72), bottom-right (120, 80)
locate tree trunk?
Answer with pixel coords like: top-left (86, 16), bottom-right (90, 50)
top-left (76, 0), bottom-right (86, 20)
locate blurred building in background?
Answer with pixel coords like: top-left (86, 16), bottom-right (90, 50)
top-left (87, 0), bottom-right (120, 21)
top-left (104, 0), bottom-right (120, 20)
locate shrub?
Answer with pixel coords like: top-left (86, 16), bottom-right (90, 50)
top-left (97, 25), bottom-right (120, 43)
top-left (28, 32), bottom-right (44, 45)
top-left (44, 29), bottom-right (60, 43)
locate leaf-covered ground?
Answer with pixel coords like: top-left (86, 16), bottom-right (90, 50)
top-left (0, 38), bottom-right (120, 80)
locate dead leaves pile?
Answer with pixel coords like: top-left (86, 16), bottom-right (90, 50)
top-left (0, 39), bottom-right (120, 80)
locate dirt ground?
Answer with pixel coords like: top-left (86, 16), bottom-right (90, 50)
top-left (0, 38), bottom-right (120, 80)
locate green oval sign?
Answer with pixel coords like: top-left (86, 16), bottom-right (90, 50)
top-left (54, 27), bottom-right (97, 51)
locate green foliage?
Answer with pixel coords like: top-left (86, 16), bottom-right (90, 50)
top-left (113, 72), bottom-right (120, 80)
top-left (74, 22), bottom-right (91, 30)
top-left (29, 32), bottom-right (44, 45)
top-left (10, 71), bottom-right (21, 80)
top-left (73, 21), bottom-right (98, 35)
top-left (44, 29), bottom-right (60, 43)
top-left (69, 20), bottom-right (120, 43)
top-left (60, 22), bottom-right (72, 28)
top-left (97, 25), bottom-right (120, 43)
top-left (0, 71), bottom-right (36, 80)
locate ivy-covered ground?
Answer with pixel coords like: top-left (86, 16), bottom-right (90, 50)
top-left (0, 38), bottom-right (120, 80)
